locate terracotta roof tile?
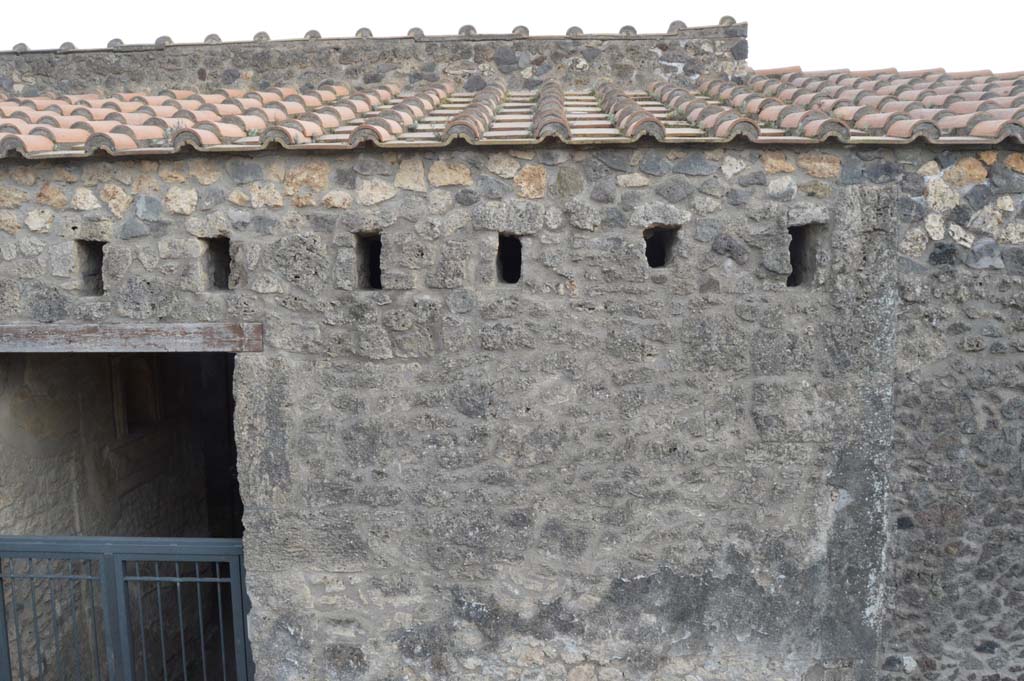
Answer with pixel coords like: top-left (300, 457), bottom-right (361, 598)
top-left (532, 81), bottom-right (570, 141)
top-left (596, 81), bottom-right (666, 139)
top-left (0, 68), bottom-right (1021, 159)
top-left (742, 67), bottom-right (1024, 144)
top-left (443, 82), bottom-right (507, 142)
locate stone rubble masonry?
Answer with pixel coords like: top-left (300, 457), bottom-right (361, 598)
top-left (0, 143), bottom-right (1021, 681)
top-left (0, 24), bottom-right (749, 95)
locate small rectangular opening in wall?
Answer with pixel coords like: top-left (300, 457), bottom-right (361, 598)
top-left (77, 240), bottom-right (105, 295)
top-left (203, 237), bottom-right (231, 291)
top-left (787, 223), bottom-right (825, 287)
top-left (497, 234), bottom-right (522, 284)
top-left (644, 226), bottom-right (679, 268)
top-left (356, 232), bottom-right (383, 290)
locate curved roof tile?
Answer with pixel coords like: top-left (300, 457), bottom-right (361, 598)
top-left (0, 69), bottom-right (1022, 159)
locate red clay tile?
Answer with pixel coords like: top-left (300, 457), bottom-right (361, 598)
top-left (85, 132), bottom-right (137, 153)
top-left (970, 119), bottom-right (1024, 140)
top-left (596, 81), bottom-right (665, 139)
top-left (0, 132), bottom-right (56, 154)
top-left (533, 80), bottom-right (570, 141)
top-left (884, 119), bottom-right (939, 140)
top-left (0, 68), bottom-right (1021, 159)
top-left (444, 82), bottom-right (507, 142)
top-left (0, 119), bottom-right (35, 134)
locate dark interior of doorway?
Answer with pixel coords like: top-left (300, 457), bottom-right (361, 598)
top-left (0, 351), bottom-right (243, 540)
top-left (105, 352), bottom-right (243, 539)
top-left (189, 353), bottom-right (244, 539)
top-left (0, 351), bottom-right (248, 681)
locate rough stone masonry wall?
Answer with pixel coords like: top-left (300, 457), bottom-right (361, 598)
top-left (0, 144), bottom-right (1021, 681)
top-left (0, 24), bottom-right (748, 95)
top-left (885, 150), bottom-right (1024, 681)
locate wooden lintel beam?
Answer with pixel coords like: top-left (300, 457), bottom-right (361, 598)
top-left (0, 322), bottom-right (263, 353)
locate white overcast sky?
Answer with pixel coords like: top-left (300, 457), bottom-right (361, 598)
top-left (1, 0), bottom-right (1019, 73)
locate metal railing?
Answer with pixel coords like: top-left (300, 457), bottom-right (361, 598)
top-left (0, 537), bottom-right (251, 681)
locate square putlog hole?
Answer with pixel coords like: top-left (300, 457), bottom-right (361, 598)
top-left (644, 226), bottom-right (679, 268)
top-left (77, 240), bottom-right (105, 295)
top-left (787, 223), bottom-right (826, 287)
top-left (356, 232), bottom-right (383, 290)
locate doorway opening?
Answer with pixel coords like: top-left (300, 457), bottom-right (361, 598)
top-left (0, 352), bottom-right (248, 681)
top-left (0, 352), bottom-right (241, 540)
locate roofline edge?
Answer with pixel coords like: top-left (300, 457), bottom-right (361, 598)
top-left (0, 23), bottom-right (748, 56)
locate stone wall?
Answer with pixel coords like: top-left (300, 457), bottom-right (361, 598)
top-left (884, 161), bottom-right (1024, 678)
top-left (0, 24), bottom-right (748, 95)
top-left (0, 144), bottom-right (1021, 680)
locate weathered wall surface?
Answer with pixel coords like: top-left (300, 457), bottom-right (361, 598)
top-left (0, 353), bottom-right (212, 538)
top-left (883, 159), bottom-right (1024, 679)
top-left (0, 144), bottom-right (1020, 680)
top-left (0, 24), bottom-right (748, 95)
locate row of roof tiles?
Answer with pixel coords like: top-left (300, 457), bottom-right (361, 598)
top-left (0, 68), bottom-right (1021, 160)
top-left (5, 18), bottom-right (740, 53)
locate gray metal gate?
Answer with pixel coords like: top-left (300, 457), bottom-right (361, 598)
top-left (0, 537), bottom-right (251, 681)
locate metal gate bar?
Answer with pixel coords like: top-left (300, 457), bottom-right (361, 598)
top-left (0, 557), bottom-right (104, 681)
top-left (0, 537), bottom-right (250, 681)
